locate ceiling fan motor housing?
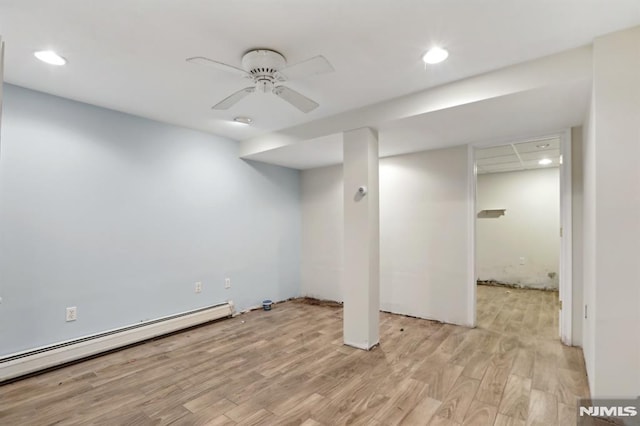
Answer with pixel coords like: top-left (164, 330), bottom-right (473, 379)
top-left (242, 49), bottom-right (286, 93)
top-left (189, 48), bottom-right (327, 112)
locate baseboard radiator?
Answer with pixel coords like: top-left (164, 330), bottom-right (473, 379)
top-left (0, 302), bottom-right (234, 383)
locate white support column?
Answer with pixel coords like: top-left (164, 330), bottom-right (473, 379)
top-left (343, 127), bottom-right (379, 350)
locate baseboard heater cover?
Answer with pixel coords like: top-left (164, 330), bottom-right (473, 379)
top-left (0, 302), bottom-right (234, 383)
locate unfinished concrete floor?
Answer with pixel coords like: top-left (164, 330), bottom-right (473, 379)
top-left (0, 286), bottom-right (588, 425)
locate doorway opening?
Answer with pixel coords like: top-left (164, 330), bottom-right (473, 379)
top-left (471, 133), bottom-right (572, 343)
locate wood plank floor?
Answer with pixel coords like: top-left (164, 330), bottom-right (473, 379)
top-left (0, 285), bottom-right (589, 425)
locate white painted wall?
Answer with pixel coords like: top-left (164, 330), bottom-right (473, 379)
top-left (301, 165), bottom-right (343, 302)
top-left (582, 92), bottom-right (597, 392)
top-left (301, 145), bottom-right (472, 326)
top-left (571, 126), bottom-right (584, 347)
top-left (0, 37), bottom-right (3, 147)
top-left (476, 168), bottom-right (560, 290)
top-left (582, 26), bottom-right (640, 398)
top-left (380, 146), bottom-right (471, 325)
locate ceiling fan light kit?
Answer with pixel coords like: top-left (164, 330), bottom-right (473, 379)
top-left (242, 49), bottom-right (284, 94)
top-left (187, 48), bottom-right (333, 113)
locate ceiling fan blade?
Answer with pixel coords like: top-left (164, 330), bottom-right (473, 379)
top-left (273, 86), bottom-right (319, 113)
top-left (186, 56), bottom-right (250, 78)
top-left (212, 87), bottom-right (255, 110)
top-left (278, 55), bottom-right (334, 80)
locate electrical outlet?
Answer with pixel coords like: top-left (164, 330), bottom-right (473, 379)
top-left (66, 307), bottom-right (77, 322)
top-left (519, 257), bottom-right (525, 265)
top-left (195, 282), bottom-right (202, 293)
top-left (225, 278), bottom-right (231, 289)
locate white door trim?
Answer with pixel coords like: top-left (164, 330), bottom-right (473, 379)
top-left (559, 129), bottom-right (573, 345)
top-left (467, 144), bottom-right (477, 327)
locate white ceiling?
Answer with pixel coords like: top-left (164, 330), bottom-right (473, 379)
top-left (476, 137), bottom-right (561, 174)
top-left (1, 0), bottom-right (639, 145)
top-left (246, 78), bottom-right (590, 169)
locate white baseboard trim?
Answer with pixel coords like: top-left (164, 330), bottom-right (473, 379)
top-left (344, 340), bottom-right (379, 351)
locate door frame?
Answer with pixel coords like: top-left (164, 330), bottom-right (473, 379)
top-left (468, 130), bottom-right (573, 345)
top-left (559, 129), bottom-right (573, 345)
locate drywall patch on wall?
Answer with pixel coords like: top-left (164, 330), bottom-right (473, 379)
top-left (0, 84), bottom-right (301, 357)
top-left (476, 168), bottom-right (560, 290)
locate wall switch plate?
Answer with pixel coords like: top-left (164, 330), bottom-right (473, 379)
top-left (66, 307), bottom-right (77, 322)
top-left (195, 282), bottom-right (202, 293)
top-left (225, 278), bottom-right (231, 289)
top-left (519, 257), bottom-right (525, 265)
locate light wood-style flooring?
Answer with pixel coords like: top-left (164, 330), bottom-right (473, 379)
top-left (1, 285), bottom-right (589, 425)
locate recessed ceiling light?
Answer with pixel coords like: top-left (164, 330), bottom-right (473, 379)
top-left (536, 143), bottom-right (550, 149)
top-left (422, 47), bottom-right (449, 64)
top-left (233, 116), bottom-right (253, 125)
top-left (34, 50), bottom-right (67, 66)
top-left (538, 158), bottom-right (552, 165)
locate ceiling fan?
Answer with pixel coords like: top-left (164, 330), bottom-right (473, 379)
top-left (186, 49), bottom-right (334, 113)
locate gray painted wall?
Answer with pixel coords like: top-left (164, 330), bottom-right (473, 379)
top-left (0, 84), bottom-right (301, 356)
